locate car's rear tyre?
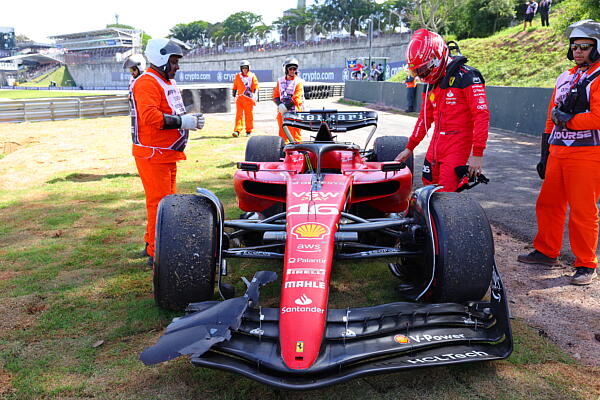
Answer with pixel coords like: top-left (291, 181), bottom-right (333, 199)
top-left (154, 194), bottom-right (218, 311)
top-left (373, 135), bottom-right (414, 174)
top-left (422, 192), bottom-right (494, 302)
top-left (245, 135), bottom-right (284, 162)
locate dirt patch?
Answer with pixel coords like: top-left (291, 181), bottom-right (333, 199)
top-left (0, 294), bottom-right (46, 337)
top-left (493, 226), bottom-right (600, 366)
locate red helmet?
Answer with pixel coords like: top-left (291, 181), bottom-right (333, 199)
top-left (406, 29), bottom-right (449, 84)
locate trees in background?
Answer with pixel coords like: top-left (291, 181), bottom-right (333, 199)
top-left (164, 0), bottom-right (600, 47)
top-left (168, 21), bottom-right (209, 46)
top-left (553, 0), bottom-right (600, 33)
top-left (445, 0), bottom-right (516, 39)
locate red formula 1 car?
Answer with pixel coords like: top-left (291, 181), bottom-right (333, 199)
top-left (140, 109), bottom-right (512, 390)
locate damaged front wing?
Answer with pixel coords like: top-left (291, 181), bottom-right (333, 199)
top-left (141, 266), bottom-right (512, 390)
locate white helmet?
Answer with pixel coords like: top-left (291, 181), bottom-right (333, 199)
top-left (283, 56), bottom-right (299, 75)
top-left (240, 59), bottom-right (250, 69)
top-left (145, 38), bottom-right (183, 69)
top-left (123, 54), bottom-right (146, 71)
top-left (566, 19), bottom-right (600, 62)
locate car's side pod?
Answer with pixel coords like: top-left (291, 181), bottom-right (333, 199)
top-left (410, 185), bottom-right (443, 300)
top-left (195, 188), bottom-right (228, 299)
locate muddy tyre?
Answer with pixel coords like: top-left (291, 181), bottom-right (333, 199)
top-left (373, 135), bottom-right (414, 174)
top-left (245, 135), bottom-right (284, 162)
top-left (154, 194), bottom-right (218, 311)
top-left (425, 192), bottom-right (494, 302)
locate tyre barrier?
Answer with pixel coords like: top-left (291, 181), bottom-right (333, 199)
top-left (181, 88), bottom-right (232, 114)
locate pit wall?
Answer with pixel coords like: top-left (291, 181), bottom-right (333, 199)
top-left (344, 81), bottom-right (553, 136)
top-left (66, 34), bottom-right (410, 88)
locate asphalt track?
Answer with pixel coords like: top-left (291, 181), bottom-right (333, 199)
top-left (213, 96), bottom-right (598, 263)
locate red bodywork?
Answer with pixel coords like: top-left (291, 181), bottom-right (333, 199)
top-left (233, 148), bottom-right (412, 369)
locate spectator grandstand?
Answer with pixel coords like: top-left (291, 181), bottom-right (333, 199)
top-left (50, 28), bottom-right (142, 65)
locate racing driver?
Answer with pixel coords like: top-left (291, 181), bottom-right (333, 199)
top-left (518, 20), bottom-right (600, 285)
top-left (130, 38), bottom-right (205, 266)
top-left (395, 29), bottom-right (490, 192)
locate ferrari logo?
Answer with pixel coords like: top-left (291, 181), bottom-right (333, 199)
top-left (429, 92), bottom-right (435, 102)
top-left (449, 77), bottom-right (455, 86)
top-left (296, 341), bottom-right (304, 352)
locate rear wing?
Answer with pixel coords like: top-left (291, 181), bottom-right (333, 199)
top-left (282, 109), bottom-right (378, 143)
top-left (282, 110), bottom-right (377, 132)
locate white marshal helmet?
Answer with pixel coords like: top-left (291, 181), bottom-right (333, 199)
top-left (122, 54), bottom-right (146, 71)
top-left (566, 19), bottom-right (600, 62)
top-left (240, 59), bottom-right (251, 69)
top-left (283, 57), bottom-right (299, 74)
top-left (145, 38), bottom-right (184, 69)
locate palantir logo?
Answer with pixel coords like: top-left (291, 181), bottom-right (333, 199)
top-left (295, 294), bottom-right (313, 306)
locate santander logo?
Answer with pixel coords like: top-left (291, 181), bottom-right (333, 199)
top-left (295, 294), bottom-right (313, 306)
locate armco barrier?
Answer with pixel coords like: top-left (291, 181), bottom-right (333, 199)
top-left (344, 81), bottom-right (553, 136)
top-left (0, 95), bottom-right (129, 123)
top-left (0, 83), bottom-right (345, 123)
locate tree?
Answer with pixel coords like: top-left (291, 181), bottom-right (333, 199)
top-left (410, 0), bottom-right (457, 32)
top-left (553, 0), bottom-right (600, 33)
top-left (310, 0), bottom-right (379, 35)
top-left (222, 11), bottom-right (263, 37)
top-left (168, 21), bottom-right (209, 45)
top-left (273, 8), bottom-right (314, 41)
top-left (445, 0), bottom-right (515, 39)
top-left (379, 0), bottom-right (414, 32)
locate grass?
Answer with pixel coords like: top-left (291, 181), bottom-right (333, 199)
top-left (0, 90), bottom-right (106, 100)
top-left (20, 65), bottom-right (76, 88)
top-left (0, 116), bottom-right (599, 399)
top-left (389, 18), bottom-right (571, 88)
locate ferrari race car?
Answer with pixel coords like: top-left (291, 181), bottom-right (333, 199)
top-left (140, 109), bottom-right (513, 390)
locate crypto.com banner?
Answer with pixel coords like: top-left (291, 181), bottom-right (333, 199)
top-left (112, 70), bottom-right (273, 83)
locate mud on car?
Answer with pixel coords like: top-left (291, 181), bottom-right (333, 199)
top-left (140, 109), bottom-right (512, 390)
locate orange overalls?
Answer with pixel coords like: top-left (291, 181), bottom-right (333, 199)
top-left (534, 63), bottom-right (600, 270)
top-left (232, 71), bottom-right (259, 134)
top-left (273, 75), bottom-right (304, 143)
top-left (130, 68), bottom-right (188, 258)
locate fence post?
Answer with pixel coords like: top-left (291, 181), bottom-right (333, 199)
top-left (50, 101), bottom-right (55, 121)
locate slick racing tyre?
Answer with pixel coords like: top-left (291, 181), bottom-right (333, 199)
top-left (154, 194), bottom-right (218, 311)
top-left (373, 135), bottom-right (414, 174)
top-left (245, 135), bottom-right (284, 162)
top-left (422, 192), bottom-right (494, 302)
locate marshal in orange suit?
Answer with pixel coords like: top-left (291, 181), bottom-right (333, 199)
top-left (232, 59), bottom-right (259, 137)
top-left (131, 38), bottom-right (205, 265)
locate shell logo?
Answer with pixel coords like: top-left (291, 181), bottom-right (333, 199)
top-left (291, 223), bottom-right (329, 240)
top-left (393, 334), bottom-right (410, 344)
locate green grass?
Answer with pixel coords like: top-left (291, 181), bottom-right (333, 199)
top-left (0, 90), bottom-right (106, 99)
top-left (0, 116), bottom-right (598, 399)
top-left (390, 18), bottom-right (571, 87)
top-left (20, 65), bottom-right (76, 88)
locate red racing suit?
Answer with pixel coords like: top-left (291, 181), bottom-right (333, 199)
top-left (406, 56), bottom-right (490, 192)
